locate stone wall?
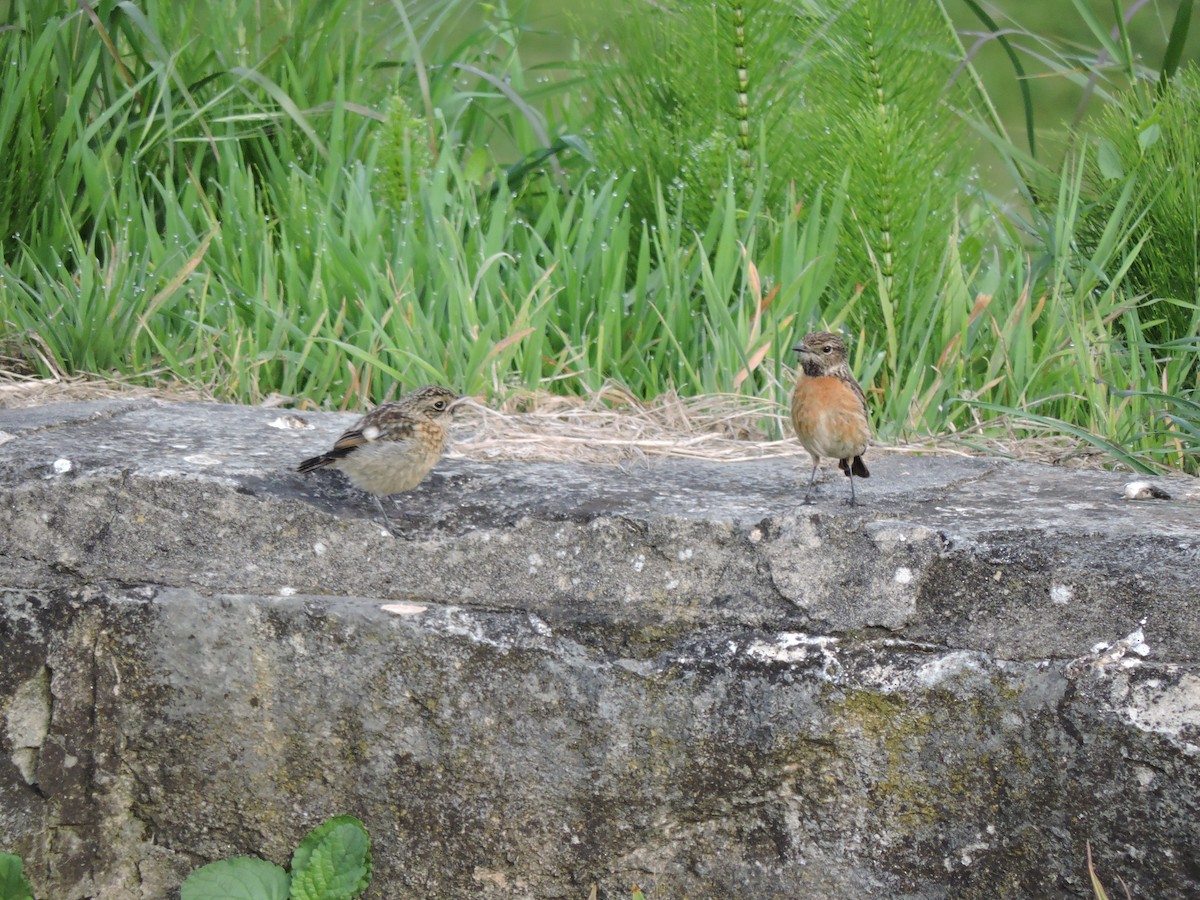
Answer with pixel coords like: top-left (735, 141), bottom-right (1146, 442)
top-left (2, 400), bottom-right (1198, 898)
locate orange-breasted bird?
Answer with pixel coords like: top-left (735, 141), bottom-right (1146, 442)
top-left (790, 332), bottom-right (871, 505)
top-left (297, 385), bottom-right (463, 532)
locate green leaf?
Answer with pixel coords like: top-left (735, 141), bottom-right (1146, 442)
top-left (0, 852), bottom-right (35, 900)
top-left (289, 816), bottom-right (372, 900)
top-left (179, 857), bottom-right (289, 900)
top-left (1095, 139), bottom-right (1124, 181)
top-left (1137, 123), bottom-right (1161, 152)
top-left (463, 147), bottom-right (489, 184)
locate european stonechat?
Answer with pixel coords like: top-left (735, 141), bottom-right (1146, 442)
top-left (790, 332), bottom-right (871, 504)
top-left (298, 384), bottom-right (463, 531)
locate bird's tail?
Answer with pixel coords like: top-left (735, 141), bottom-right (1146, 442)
top-left (839, 456), bottom-right (870, 478)
top-left (297, 454), bottom-right (334, 474)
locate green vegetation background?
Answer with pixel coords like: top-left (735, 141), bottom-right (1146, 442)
top-left (0, 0), bottom-right (1197, 473)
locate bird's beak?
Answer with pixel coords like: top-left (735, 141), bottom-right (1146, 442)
top-left (791, 343), bottom-right (804, 356)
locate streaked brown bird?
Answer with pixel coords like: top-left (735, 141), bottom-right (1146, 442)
top-left (790, 331), bottom-right (871, 505)
top-left (297, 384), bottom-right (463, 532)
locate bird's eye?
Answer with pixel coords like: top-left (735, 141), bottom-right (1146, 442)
top-left (822, 345), bottom-right (833, 354)
top-left (432, 400), bottom-right (447, 411)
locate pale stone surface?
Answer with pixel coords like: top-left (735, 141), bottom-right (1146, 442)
top-left (1, 399), bottom-right (1199, 899)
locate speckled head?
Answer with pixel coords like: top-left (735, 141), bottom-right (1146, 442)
top-left (792, 331), bottom-right (848, 364)
top-left (403, 385), bottom-right (464, 421)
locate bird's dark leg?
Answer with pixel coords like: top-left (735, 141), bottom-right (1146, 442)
top-left (803, 460), bottom-right (820, 504)
top-left (845, 471), bottom-right (858, 506)
top-left (372, 495), bottom-right (401, 535)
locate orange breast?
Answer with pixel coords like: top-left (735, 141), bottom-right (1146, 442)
top-left (791, 375), bottom-right (870, 461)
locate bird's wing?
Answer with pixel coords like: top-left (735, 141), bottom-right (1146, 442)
top-left (842, 373), bottom-right (868, 416)
top-left (330, 428), bottom-right (369, 452)
top-left (331, 404), bottom-right (419, 453)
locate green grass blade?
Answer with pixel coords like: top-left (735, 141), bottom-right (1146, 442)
top-left (957, 0), bottom-right (1037, 158)
top-left (1157, 0), bottom-right (1194, 94)
top-left (955, 399), bottom-right (1158, 473)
